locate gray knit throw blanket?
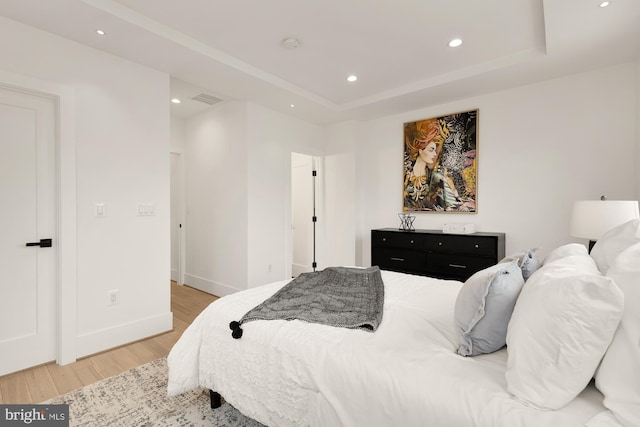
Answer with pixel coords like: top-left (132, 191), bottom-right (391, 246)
top-left (229, 266), bottom-right (384, 339)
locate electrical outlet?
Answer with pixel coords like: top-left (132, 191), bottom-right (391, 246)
top-left (95, 203), bottom-right (106, 217)
top-left (108, 289), bottom-right (120, 306)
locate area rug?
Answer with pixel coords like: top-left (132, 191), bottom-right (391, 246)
top-left (43, 357), bottom-right (265, 427)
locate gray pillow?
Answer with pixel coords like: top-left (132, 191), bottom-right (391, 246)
top-left (500, 248), bottom-right (540, 281)
top-left (454, 261), bottom-right (524, 356)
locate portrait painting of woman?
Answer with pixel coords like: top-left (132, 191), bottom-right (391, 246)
top-left (403, 110), bottom-right (477, 212)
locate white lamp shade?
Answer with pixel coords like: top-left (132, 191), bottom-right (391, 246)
top-left (570, 200), bottom-right (640, 240)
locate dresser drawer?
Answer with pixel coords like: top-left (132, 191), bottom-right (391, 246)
top-left (372, 248), bottom-right (427, 273)
top-left (427, 253), bottom-right (496, 280)
top-left (425, 235), bottom-right (497, 257)
top-left (372, 231), bottom-right (425, 249)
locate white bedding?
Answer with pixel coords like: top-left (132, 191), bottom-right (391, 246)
top-left (168, 270), bottom-right (614, 427)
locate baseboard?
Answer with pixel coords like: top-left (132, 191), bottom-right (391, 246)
top-left (292, 263), bottom-right (312, 277)
top-left (76, 312), bottom-right (173, 359)
top-left (184, 273), bottom-right (242, 298)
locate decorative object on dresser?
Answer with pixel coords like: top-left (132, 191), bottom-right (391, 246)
top-left (398, 212), bottom-right (416, 231)
top-left (371, 228), bottom-right (505, 281)
top-left (442, 222), bottom-right (476, 234)
top-left (403, 109), bottom-right (477, 213)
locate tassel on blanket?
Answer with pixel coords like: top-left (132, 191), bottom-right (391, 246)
top-left (229, 321), bottom-right (243, 339)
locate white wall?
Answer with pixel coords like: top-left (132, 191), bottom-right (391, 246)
top-left (0, 17), bottom-right (172, 358)
top-left (184, 101), bottom-right (249, 295)
top-left (182, 102), bottom-right (324, 294)
top-left (351, 62), bottom-right (639, 263)
top-left (171, 115), bottom-right (186, 152)
top-left (246, 103), bottom-right (325, 286)
top-left (323, 121), bottom-right (360, 267)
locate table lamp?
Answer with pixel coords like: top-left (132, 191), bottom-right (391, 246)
top-left (570, 196), bottom-right (640, 252)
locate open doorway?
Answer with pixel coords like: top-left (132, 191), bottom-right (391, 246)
top-left (291, 153), bottom-right (317, 277)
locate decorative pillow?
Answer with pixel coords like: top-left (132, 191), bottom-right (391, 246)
top-left (590, 219), bottom-right (640, 274)
top-left (454, 261), bottom-right (524, 357)
top-left (595, 242), bottom-right (640, 427)
top-left (505, 251), bottom-right (624, 410)
top-left (543, 243), bottom-right (588, 265)
top-left (499, 248), bottom-right (540, 281)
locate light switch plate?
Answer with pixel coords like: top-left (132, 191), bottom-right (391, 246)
top-left (137, 203), bottom-right (156, 216)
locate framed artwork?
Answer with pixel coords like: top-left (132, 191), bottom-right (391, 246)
top-left (403, 109), bottom-right (477, 213)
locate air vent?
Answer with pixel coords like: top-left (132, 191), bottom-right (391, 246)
top-left (191, 93), bottom-right (223, 106)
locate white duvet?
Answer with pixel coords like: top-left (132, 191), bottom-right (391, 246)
top-left (168, 270), bottom-right (616, 427)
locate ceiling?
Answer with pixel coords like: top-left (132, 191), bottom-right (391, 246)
top-left (0, 0), bottom-right (638, 124)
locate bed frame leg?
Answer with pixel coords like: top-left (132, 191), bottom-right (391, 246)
top-left (210, 390), bottom-right (222, 409)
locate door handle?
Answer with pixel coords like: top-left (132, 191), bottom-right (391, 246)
top-left (26, 238), bottom-right (52, 248)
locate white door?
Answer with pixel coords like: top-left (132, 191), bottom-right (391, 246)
top-left (291, 153), bottom-right (314, 277)
top-left (170, 152), bottom-right (183, 285)
top-left (0, 86), bottom-right (57, 376)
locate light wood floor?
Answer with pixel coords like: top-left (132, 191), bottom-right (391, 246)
top-left (0, 282), bottom-right (218, 404)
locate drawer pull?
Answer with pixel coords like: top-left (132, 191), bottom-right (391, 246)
top-left (410, 240), bottom-right (414, 244)
top-left (449, 264), bottom-right (467, 269)
top-left (475, 244), bottom-right (479, 248)
top-left (390, 257), bottom-right (405, 262)
top-left (438, 242), bottom-right (443, 246)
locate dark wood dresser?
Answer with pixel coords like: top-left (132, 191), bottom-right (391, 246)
top-left (371, 228), bottom-right (505, 281)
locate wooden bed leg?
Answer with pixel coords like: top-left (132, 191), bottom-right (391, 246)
top-left (210, 390), bottom-right (222, 409)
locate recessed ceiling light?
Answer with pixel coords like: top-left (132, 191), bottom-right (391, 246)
top-left (171, 98), bottom-right (181, 104)
top-left (290, 104), bottom-right (295, 108)
top-left (347, 75), bottom-right (358, 82)
top-left (96, 29), bottom-right (106, 35)
top-left (282, 38), bottom-right (300, 50)
top-left (599, 1), bottom-right (610, 7)
top-left (448, 38), bottom-right (463, 48)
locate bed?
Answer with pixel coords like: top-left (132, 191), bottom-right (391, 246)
top-left (167, 220), bottom-right (640, 427)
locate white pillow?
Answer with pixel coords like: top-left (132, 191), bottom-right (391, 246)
top-left (595, 242), bottom-right (640, 427)
top-left (454, 261), bottom-right (524, 356)
top-left (590, 219), bottom-right (640, 274)
top-left (506, 252), bottom-right (624, 409)
top-left (531, 244), bottom-right (600, 281)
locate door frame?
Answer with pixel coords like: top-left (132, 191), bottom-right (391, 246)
top-left (0, 70), bottom-right (77, 366)
top-left (287, 152), bottom-right (323, 279)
